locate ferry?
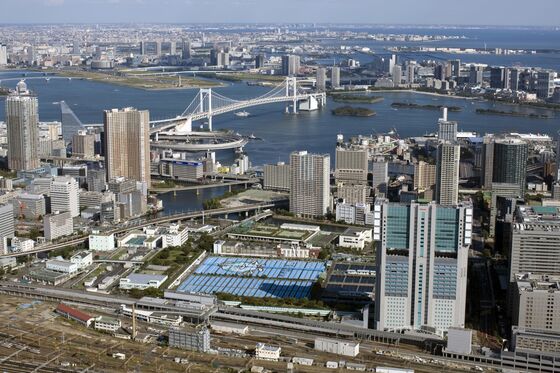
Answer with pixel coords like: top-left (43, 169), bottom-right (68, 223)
top-left (234, 111), bottom-right (250, 117)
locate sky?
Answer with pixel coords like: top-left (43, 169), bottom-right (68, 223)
top-left (0, 0), bottom-right (558, 26)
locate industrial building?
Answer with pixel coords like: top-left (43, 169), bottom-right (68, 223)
top-left (255, 343), bottom-right (281, 361)
top-left (55, 303), bottom-right (93, 327)
top-left (168, 326), bottom-right (210, 352)
top-left (119, 273), bottom-right (168, 290)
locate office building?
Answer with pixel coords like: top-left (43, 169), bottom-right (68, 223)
top-left (482, 135), bottom-right (495, 189)
top-left (87, 169), bottom-right (106, 192)
top-left (5, 80), bottom-right (40, 171)
top-left (88, 231), bottom-right (115, 252)
top-left (0, 203), bottom-right (15, 254)
top-left (255, 54), bottom-right (265, 69)
top-left (169, 41), bottom-right (176, 55)
top-left (392, 65), bottom-right (402, 86)
top-left (104, 108), bottom-right (151, 186)
top-left (316, 67), bottom-right (327, 91)
top-left (263, 162), bottom-right (291, 191)
top-left (405, 61), bottom-right (416, 84)
top-left (44, 211), bottom-right (73, 241)
top-left (490, 67), bottom-right (508, 89)
top-left (50, 176), bottom-right (79, 217)
top-left (469, 65), bottom-right (484, 85)
top-left (371, 161), bottom-right (389, 195)
top-left (435, 143), bottom-right (460, 206)
top-left (169, 326), bottom-right (210, 353)
top-left (510, 206), bottom-right (560, 282)
top-left (493, 138), bottom-right (528, 195)
top-left (155, 41), bottom-right (162, 57)
top-left (331, 66), bottom-right (340, 88)
top-left (0, 44), bottom-right (7, 66)
top-left (181, 40), bottom-right (191, 60)
top-left (289, 151), bottom-right (330, 218)
top-left (437, 108), bottom-right (457, 142)
top-left (72, 130), bottom-right (95, 158)
top-left (281, 55), bottom-right (300, 76)
top-left (512, 273), bottom-right (560, 331)
top-left (414, 161), bottom-right (436, 191)
top-left (536, 71), bottom-right (556, 99)
top-left (12, 193), bottom-right (46, 220)
top-left (139, 40), bottom-right (146, 55)
top-left (449, 59), bottom-right (461, 78)
top-left (374, 199), bottom-right (472, 335)
top-left (510, 68), bottom-right (520, 91)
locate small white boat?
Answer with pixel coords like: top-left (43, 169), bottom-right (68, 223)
top-left (235, 111), bottom-right (250, 117)
top-left (249, 133), bottom-right (256, 139)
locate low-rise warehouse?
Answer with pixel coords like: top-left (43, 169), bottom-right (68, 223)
top-left (119, 273), bottom-right (168, 290)
top-left (314, 337), bottom-right (359, 357)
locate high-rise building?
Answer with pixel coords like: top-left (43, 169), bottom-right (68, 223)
top-left (414, 161), bottom-right (436, 191)
top-left (371, 161), bottom-right (389, 195)
top-left (536, 71), bottom-right (556, 99)
top-left (331, 66), bottom-right (341, 89)
top-left (0, 203), bottom-right (15, 254)
top-left (492, 138), bottom-right (528, 195)
top-left (373, 199), bottom-right (472, 334)
top-left (405, 61), bottom-right (416, 84)
top-left (510, 68), bottom-right (520, 91)
top-left (155, 41), bottom-right (162, 57)
top-left (490, 67), bottom-right (507, 89)
top-left (139, 41), bottom-right (146, 55)
top-left (50, 176), bottom-right (79, 218)
top-left (289, 151), bottom-right (330, 217)
top-left (255, 54), bottom-right (265, 69)
top-left (263, 162), bottom-right (291, 191)
top-left (384, 54), bottom-right (396, 74)
top-left (510, 206), bottom-right (560, 282)
top-left (435, 142), bottom-right (460, 206)
top-left (334, 147), bottom-right (368, 184)
top-left (104, 108), bottom-right (151, 186)
top-left (181, 40), bottom-right (191, 60)
top-left (281, 55), bottom-right (300, 76)
top-left (5, 80), bottom-right (40, 171)
top-left (0, 44), bottom-right (7, 66)
top-left (169, 41), bottom-right (176, 55)
top-left (72, 130), bottom-right (95, 158)
top-left (437, 108), bottom-right (457, 142)
top-left (316, 67), bottom-right (327, 91)
top-left (482, 135), bottom-right (495, 189)
top-left (392, 65), bottom-right (402, 86)
top-left (449, 59), bottom-right (461, 78)
top-left (469, 65), bottom-right (484, 85)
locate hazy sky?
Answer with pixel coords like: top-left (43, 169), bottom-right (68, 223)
top-left (1, 0), bottom-right (558, 26)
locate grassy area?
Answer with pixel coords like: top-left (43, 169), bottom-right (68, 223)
top-left (199, 72), bottom-right (285, 82)
top-left (53, 69), bottom-right (220, 90)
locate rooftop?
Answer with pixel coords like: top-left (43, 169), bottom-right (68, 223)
top-left (515, 205), bottom-right (560, 230)
top-left (516, 273), bottom-right (560, 292)
top-left (56, 303), bottom-right (92, 323)
top-left (123, 273), bottom-right (167, 285)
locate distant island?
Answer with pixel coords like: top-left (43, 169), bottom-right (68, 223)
top-left (332, 106), bottom-right (376, 117)
top-left (331, 94), bottom-right (384, 104)
top-left (391, 102), bottom-right (462, 112)
top-left (475, 108), bottom-right (552, 119)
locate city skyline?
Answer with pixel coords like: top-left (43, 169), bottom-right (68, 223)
top-left (0, 0), bottom-right (558, 26)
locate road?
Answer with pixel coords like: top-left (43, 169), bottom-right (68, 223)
top-left (1, 202), bottom-right (276, 258)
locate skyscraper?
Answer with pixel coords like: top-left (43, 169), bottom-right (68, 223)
top-left (289, 151), bottom-right (330, 217)
top-left (155, 41), bottom-right (162, 57)
top-left (104, 108), bottom-right (151, 186)
top-left (50, 176), bottom-right (80, 218)
top-left (331, 66), bottom-right (340, 88)
top-left (536, 71), bottom-right (556, 99)
top-left (169, 41), bottom-right (176, 55)
top-left (490, 67), bottom-right (507, 89)
top-left (435, 142), bottom-right (460, 206)
top-left (492, 138), bottom-right (528, 195)
top-left (281, 55), bottom-right (300, 76)
top-left (469, 65), bottom-right (484, 85)
top-left (373, 199), bottom-right (472, 335)
top-left (482, 135), bottom-right (495, 189)
top-left (437, 108), bottom-right (457, 142)
top-left (255, 54), bottom-right (265, 69)
top-left (181, 40), bottom-right (191, 60)
top-left (0, 44), bottom-right (7, 66)
top-left (139, 40), bottom-right (146, 55)
top-left (5, 80), bottom-right (40, 171)
top-left (316, 67), bottom-right (327, 91)
top-left (449, 59), bottom-right (461, 78)
top-left (392, 65), bottom-right (402, 86)
top-left (371, 161), bottom-right (389, 195)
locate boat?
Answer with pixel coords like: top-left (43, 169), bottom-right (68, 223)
top-left (248, 133), bottom-right (256, 139)
top-left (234, 111), bottom-right (250, 117)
